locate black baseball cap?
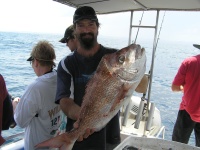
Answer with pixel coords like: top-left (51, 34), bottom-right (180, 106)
top-left (59, 25), bottom-right (74, 43)
top-left (73, 6), bottom-right (98, 24)
top-left (193, 44), bottom-right (200, 49)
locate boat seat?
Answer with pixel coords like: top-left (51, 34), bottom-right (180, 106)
top-left (135, 74), bottom-right (149, 94)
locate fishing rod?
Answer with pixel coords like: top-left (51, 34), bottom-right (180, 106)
top-left (133, 11), bottom-right (166, 50)
top-left (134, 11), bottom-right (144, 44)
top-left (146, 11), bottom-right (166, 107)
top-left (147, 11), bottom-right (166, 100)
top-left (155, 11), bottom-right (166, 52)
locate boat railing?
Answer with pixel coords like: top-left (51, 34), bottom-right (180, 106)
top-left (0, 132), bottom-right (24, 150)
top-left (155, 126), bottom-right (165, 139)
top-left (4, 132), bottom-right (24, 141)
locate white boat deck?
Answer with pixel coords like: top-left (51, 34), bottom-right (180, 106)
top-left (114, 136), bottom-right (200, 150)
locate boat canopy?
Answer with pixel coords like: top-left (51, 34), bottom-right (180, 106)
top-left (53, 0), bottom-right (200, 14)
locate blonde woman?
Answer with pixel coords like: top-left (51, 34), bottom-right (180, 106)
top-left (13, 41), bottom-right (61, 150)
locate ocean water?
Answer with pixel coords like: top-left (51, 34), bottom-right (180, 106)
top-left (0, 31), bottom-right (199, 146)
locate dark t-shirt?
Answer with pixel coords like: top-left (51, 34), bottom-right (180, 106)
top-left (56, 45), bottom-right (121, 150)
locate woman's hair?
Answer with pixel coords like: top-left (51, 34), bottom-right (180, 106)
top-left (31, 40), bottom-right (56, 68)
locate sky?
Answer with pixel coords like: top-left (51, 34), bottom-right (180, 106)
top-left (0, 0), bottom-right (200, 43)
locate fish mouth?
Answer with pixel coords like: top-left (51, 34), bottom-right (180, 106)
top-left (116, 68), bottom-right (138, 81)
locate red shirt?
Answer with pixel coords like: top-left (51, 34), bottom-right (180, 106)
top-left (0, 74), bottom-right (8, 145)
top-left (172, 54), bottom-right (200, 122)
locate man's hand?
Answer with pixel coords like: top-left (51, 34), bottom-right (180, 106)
top-left (171, 84), bottom-right (184, 92)
top-left (180, 85), bottom-right (184, 92)
top-left (12, 97), bottom-right (20, 112)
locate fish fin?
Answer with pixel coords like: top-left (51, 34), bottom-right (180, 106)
top-left (35, 133), bottom-right (76, 150)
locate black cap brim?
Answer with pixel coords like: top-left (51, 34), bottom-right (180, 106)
top-left (74, 16), bottom-right (98, 24)
top-left (27, 56), bottom-right (34, 61)
top-left (59, 37), bottom-right (66, 43)
top-left (193, 44), bottom-right (200, 50)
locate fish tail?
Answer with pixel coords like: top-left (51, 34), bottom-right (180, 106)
top-left (35, 132), bottom-right (76, 150)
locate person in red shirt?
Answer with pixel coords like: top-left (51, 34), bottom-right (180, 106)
top-left (0, 74), bottom-right (14, 146)
top-left (171, 44), bottom-right (200, 147)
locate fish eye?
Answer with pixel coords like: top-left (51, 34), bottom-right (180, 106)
top-left (118, 55), bottom-right (125, 64)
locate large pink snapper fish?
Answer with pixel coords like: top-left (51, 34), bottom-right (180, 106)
top-left (36, 44), bottom-right (146, 150)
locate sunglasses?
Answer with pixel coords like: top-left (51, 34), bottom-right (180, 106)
top-left (29, 57), bottom-right (35, 65)
top-left (66, 36), bottom-right (75, 43)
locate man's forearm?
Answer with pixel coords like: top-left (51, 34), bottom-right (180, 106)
top-left (171, 84), bottom-right (184, 92)
top-left (60, 97), bottom-right (80, 120)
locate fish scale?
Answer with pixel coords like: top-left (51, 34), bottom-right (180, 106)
top-left (36, 44), bottom-right (146, 150)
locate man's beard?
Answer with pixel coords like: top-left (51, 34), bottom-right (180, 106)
top-left (78, 32), bottom-right (97, 50)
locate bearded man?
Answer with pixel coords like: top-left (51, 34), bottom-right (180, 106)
top-left (55, 6), bottom-right (121, 150)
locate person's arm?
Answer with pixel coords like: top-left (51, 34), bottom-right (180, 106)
top-left (14, 87), bottom-right (40, 128)
top-left (171, 59), bottom-right (187, 93)
top-left (60, 97), bottom-right (94, 141)
top-left (56, 60), bottom-right (94, 140)
top-left (60, 97), bottom-right (80, 120)
top-left (171, 84), bottom-right (184, 92)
